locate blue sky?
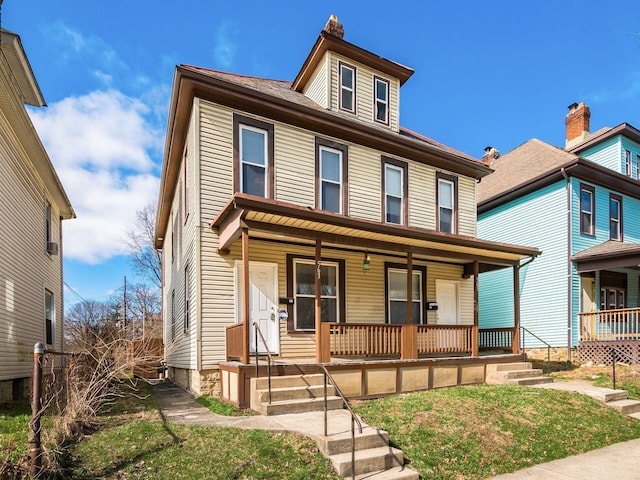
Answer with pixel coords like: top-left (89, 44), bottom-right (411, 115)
top-left (6, 1), bottom-right (640, 306)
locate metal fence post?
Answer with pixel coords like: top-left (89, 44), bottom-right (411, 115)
top-left (30, 342), bottom-right (45, 477)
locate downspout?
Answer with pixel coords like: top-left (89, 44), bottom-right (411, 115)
top-left (561, 168), bottom-right (572, 362)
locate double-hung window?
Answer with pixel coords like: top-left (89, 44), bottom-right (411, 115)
top-left (184, 264), bottom-right (190, 333)
top-left (240, 125), bottom-right (268, 196)
top-left (436, 173), bottom-right (457, 233)
top-left (170, 290), bottom-right (176, 342)
top-left (293, 259), bottom-right (339, 331)
top-left (374, 76), bottom-right (389, 124)
top-left (610, 194), bottom-right (622, 241)
top-left (316, 138), bottom-right (348, 214)
top-left (382, 157), bottom-right (407, 225)
top-left (637, 154), bottom-right (640, 180)
top-left (45, 289), bottom-right (54, 345)
top-left (580, 184), bottom-right (595, 236)
top-left (625, 150), bottom-right (633, 177)
top-left (385, 264), bottom-right (426, 324)
top-left (339, 62), bottom-right (356, 113)
top-left (233, 114), bottom-right (274, 198)
top-left (45, 200), bottom-right (52, 253)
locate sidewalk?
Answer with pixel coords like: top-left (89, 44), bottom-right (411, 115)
top-left (152, 379), bottom-right (640, 480)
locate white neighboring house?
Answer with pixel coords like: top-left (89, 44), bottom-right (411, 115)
top-left (0, 29), bottom-right (75, 402)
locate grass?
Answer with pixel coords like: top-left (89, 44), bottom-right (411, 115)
top-left (0, 400), bottom-right (31, 463)
top-left (551, 363), bottom-right (640, 399)
top-left (7, 366), bottom-right (640, 479)
top-left (353, 383), bottom-right (640, 480)
top-left (195, 395), bottom-right (251, 416)
top-left (70, 382), bottom-right (340, 480)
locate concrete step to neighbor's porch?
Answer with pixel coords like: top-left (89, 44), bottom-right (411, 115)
top-left (486, 362), bottom-right (554, 386)
top-left (330, 445), bottom-right (405, 478)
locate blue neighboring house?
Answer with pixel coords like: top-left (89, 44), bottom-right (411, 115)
top-left (477, 102), bottom-right (640, 362)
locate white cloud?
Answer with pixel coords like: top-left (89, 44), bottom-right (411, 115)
top-left (213, 21), bottom-right (238, 68)
top-left (29, 90), bottom-right (162, 264)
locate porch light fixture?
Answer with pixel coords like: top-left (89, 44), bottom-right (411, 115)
top-left (363, 251), bottom-right (371, 271)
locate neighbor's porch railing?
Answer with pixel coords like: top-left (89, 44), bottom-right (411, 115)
top-left (579, 307), bottom-right (640, 342)
top-left (326, 323), bottom-right (476, 358)
top-left (479, 327), bottom-right (515, 350)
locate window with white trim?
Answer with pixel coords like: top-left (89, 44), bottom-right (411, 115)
top-left (339, 62), bottom-right (356, 113)
top-left (384, 164), bottom-right (403, 224)
top-left (385, 264), bottom-right (425, 324)
top-left (320, 146), bottom-right (343, 213)
top-left (45, 200), bottom-right (52, 252)
top-left (170, 289), bottom-right (176, 342)
top-left (625, 150), bottom-right (632, 177)
top-left (374, 76), bottom-right (389, 124)
top-left (184, 264), bottom-right (190, 333)
top-left (610, 194), bottom-right (622, 241)
top-left (239, 124), bottom-right (268, 197)
top-left (437, 176), bottom-right (456, 233)
top-left (293, 259), bottom-right (339, 331)
top-left (580, 183), bottom-right (595, 236)
top-left (45, 289), bottom-right (54, 345)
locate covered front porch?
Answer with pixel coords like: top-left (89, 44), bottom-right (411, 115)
top-left (214, 193), bottom-right (540, 365)
top-left (573, 241), bottom-right (640, 363)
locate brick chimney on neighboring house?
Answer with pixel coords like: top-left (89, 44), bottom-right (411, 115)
top-left (324, 15), bottom-right (344, 39)
top-left (482, 146), bottom-right (500, 166)
top-left (565, 102), bottom-right (591, 149)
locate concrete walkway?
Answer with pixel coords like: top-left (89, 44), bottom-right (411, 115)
top-left (152, 379), bottom-right (640, 480)
top-left (152, 380), bottom-right (370, 436)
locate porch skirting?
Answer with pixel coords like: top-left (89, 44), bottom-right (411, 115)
top-left (220, 354), bottom-right (522, 409)
top-left (576, 341), bottom-right (640, 366)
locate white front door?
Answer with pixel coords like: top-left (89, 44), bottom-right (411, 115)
top-left (247, 263), bottom-right (279, 354)
top-left (436, 280), bottom-right (459, 325)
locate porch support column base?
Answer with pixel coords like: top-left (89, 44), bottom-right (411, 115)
top-left (318, 323), bottom-right (331, 363)
top-left (401, 324), bottom-right (418, 360)
top-left (471, 326), bottom-right (479, 357)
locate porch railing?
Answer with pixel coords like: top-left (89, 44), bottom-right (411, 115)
top-left (225, 323), bottom-right (244, 361)
top-left (327, 323), bottom-right (474, 357)
top-left (579, 307), bottom-right (640, 342)
top-left (479, 327), bottom-right (514, 350)
top-left (416, 325), bottom-right (473, 354)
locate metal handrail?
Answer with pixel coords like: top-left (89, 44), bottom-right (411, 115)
top-left (520, 327), bottom-right (551, 374)
top-left (253, 322), bottom-right (275, 404)
top-left (609, 345), bottom-right (640, 390)
top-left (319, 365), bottom-right (362, 478)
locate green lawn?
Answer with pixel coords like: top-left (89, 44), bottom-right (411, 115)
top-left (5, 372), bottom-right (640, 480)
top-left (353, 384), bottom-right (640, 480)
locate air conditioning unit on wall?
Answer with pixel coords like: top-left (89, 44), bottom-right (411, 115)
top-left (47, 242), bottom-right (59, 255)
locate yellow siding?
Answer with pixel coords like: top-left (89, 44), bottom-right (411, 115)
top-left (348, 144), bottom-right (381, 221)
top-left (274, 125), bottom-right (315, 206)
top-left (458, 176), bottom-right (477, 236)
top-left (408, 162), bottom-right (436, 229)
top-left (302, 51), bottom-right (329, 109)
top-left (329, 52), bottom-right (399, 132)
top-left (0, 107), bottom-right (65, 381)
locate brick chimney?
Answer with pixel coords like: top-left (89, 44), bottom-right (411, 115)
top-left (565, 102), bottom-right (591, 149)
top-left (324, 15), bottom-right (344, 39)
top-left (482, 146), bottom-right (500, 166)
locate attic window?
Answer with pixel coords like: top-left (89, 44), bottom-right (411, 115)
top-left (339, 62), bottom-right (356, 113)
top-left (374, 76), bottom-right (389, 125)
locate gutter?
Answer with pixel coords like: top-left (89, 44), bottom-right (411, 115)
top-left (561, 168), bottom-right (572, 362)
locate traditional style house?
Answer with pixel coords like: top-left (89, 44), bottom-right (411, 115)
top-left (0, 29), bottom-right (75, 401)
top-left (155, 17), bottom-right (539, 406)
top-left (478, 102), bottom-right (640, 363)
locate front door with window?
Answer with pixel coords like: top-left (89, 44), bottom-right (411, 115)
top-left (243, 262), bottom-right (279, 354)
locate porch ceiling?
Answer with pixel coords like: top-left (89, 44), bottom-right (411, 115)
top-left (212, 194), bottom-right (540, 269)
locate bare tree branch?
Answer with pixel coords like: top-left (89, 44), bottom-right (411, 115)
top-left (125, 203), bottom-right (162, 289)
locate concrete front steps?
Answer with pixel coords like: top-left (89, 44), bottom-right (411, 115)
top-left (533, 380), bottom-right (640, 418)
top-left (251, 373), bottom-right (419, 479)
top-left (486, 362), bottom-right (555, 386)
top-left (250, 373), bottom-right (342, 415)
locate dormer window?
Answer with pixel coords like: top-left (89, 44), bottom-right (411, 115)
top-left (374, 76), bottom-right (389, 125)
top-left (339, 62), bottom-right (356, 113)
